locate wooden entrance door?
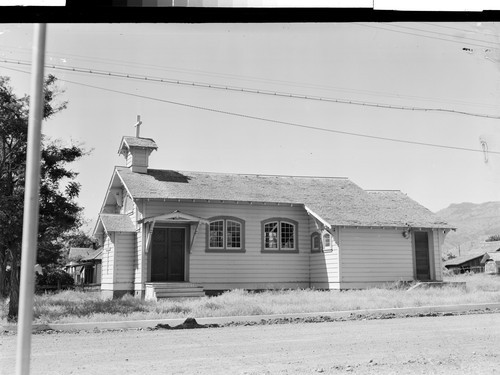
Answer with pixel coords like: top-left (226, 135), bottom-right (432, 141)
top-left (151, 227), bottom-right (186, 282)
top-left (414, 231), bottom-right (431, 281)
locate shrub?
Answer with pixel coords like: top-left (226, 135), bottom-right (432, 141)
top-left (36, 269), bottom-right (74, 292)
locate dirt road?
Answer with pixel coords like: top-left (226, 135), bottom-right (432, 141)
top-left (2, 313), bottom-right (499, 374)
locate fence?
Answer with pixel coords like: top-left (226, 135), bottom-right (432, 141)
top-left (447, 266), bottom-right (484, 275)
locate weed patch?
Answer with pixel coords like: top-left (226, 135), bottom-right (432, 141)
top-left (2, 273), bottom-right (499, 325)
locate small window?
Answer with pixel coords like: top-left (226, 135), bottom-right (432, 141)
top-left (207, 217), bottom-right (245, 252)
top-left (311, 230), bottom-right (334, 253)
top-left (323, 232), bottom-right (331, 249)
top-left (311, 232), bottom-right (321, 252)
top-left (262, 218), bottom-right (298, 252)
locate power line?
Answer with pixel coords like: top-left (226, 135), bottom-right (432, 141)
top-left (355, 23), bottom-right (498, 50)
top-left (386, 23), bottom-right (500, 46)
top-left (1, 58), bottom-right (499, 120)
top-left (63, 80), bottom-right (500, 155)
top-left (1, 46), bottom-right (498, 111)
top-left (420, 22), bottom-right (500, 39)
top-left (3, 64), bottom-right (496, 156)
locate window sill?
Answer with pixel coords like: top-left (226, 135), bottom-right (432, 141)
top-left (311, 249), bottom-right (333, 254)
top-left (261, 249), bottom-right (299, 254)
top-left (205, 248), bottom-right (246, 253)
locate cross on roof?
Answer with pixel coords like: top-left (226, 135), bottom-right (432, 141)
top-left (135, 115), bottom-right (142, 137)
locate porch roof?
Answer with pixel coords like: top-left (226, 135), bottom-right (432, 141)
top-left (116, 166), bottom-right (452, 229)
top-left (141, 210), bottom-right (209, 225)
top-left (96, 213), bottom-right (136, 234)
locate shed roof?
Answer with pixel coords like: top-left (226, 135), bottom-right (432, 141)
top-left (443, 253), bottom-right (485, 267)
top-left (98, 213), bottom-right (136, 233)
top-left (115, 167), bottom-right (451, 229)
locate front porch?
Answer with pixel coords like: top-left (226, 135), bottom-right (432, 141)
top-left (145, 282), bottom-right (206, 300)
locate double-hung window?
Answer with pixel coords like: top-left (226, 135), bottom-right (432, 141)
top-left (262, 218), bottom-right (298, 252)
top-left (207, 217), bottom-right (245, 252)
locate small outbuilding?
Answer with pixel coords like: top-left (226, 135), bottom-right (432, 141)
top-left (481, 252), bottom-right (500, 274)
top-left (443, 253), bottom-right (485, 274)
top-left (65, 247), bottom-right (102, 285)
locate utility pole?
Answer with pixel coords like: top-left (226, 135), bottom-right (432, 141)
top-left (15, 23), bottom-right (46, 375)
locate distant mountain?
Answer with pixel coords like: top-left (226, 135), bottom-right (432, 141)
top-left (436, 201), bottom-right (500, 256)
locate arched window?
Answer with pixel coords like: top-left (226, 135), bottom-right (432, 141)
top-left (262, 218), bottom-right (298, 252)
top-left (311, 232), bottom-right (321, 253)
top-left (207, 216), bottom-right (245, 252)
top-left (322, 232), bottom-right (332, 250)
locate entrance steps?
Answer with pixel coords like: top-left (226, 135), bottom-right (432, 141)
top-left (145, 282), bottom-right (205, 300)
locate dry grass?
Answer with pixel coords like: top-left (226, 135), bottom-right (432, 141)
top-left (1, 273), bottom-right (499, 324)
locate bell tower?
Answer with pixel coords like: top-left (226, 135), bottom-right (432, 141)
top-left (118, 115), bottom-right (158, 174)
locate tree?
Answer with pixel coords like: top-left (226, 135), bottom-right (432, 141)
top-left (0, 75), bottom-right (85, 321)
top-left (486, 234), bottom-right (500, 242)
top-left (62, 230), bottom-right (99, 250)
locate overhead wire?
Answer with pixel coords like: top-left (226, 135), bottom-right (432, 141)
top-left (1, 58), bottom-right (499, 120)
top-left (384, 23), bottom-right (500, 46)
top-left (355, 23), bottom-right (498, 50)
top-left (1, 43), bottom-right (498, 110)
top-left (420, 22), bottom-right (500, 38)
top-left (1, 63), bottom-right (498, 156)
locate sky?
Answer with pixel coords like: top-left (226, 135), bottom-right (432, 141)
top-left (0, 22), bottom-right (499, 233)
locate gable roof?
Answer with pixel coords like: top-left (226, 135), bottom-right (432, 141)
top-left (83, 248), bottom-right (103, 261)
top-left (481, 252), bottom-right (500, 264)
top-left (68, 247), bottom-right (96, 261)
top-left (118, 136), bottom-right (158, 153)
top-left (115, 166), bottom-right (451, 229)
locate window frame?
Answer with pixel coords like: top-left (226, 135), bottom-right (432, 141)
top-left (206, 216), bottom-right (245, 253)
top-left (261, 218), bottom-right (299, 253)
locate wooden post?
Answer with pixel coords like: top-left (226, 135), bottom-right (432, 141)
top-left (15, 23), bottom-right (47, 375)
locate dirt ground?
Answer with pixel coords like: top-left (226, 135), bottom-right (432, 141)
top-left (2, 313), bottom-right (500, 375)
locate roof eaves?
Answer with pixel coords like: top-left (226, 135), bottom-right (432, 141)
top-left (115, 168), bottom-right (135, 201)
top-left (304, 205), bottom-right (332, 230)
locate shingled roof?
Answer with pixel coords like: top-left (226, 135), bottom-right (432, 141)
top-left (116, 167), bottom-right (451, 228)
top-left (443, 252), bottom-right (485, 267)
top-left (119, 136), bottom-right (158, 151)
